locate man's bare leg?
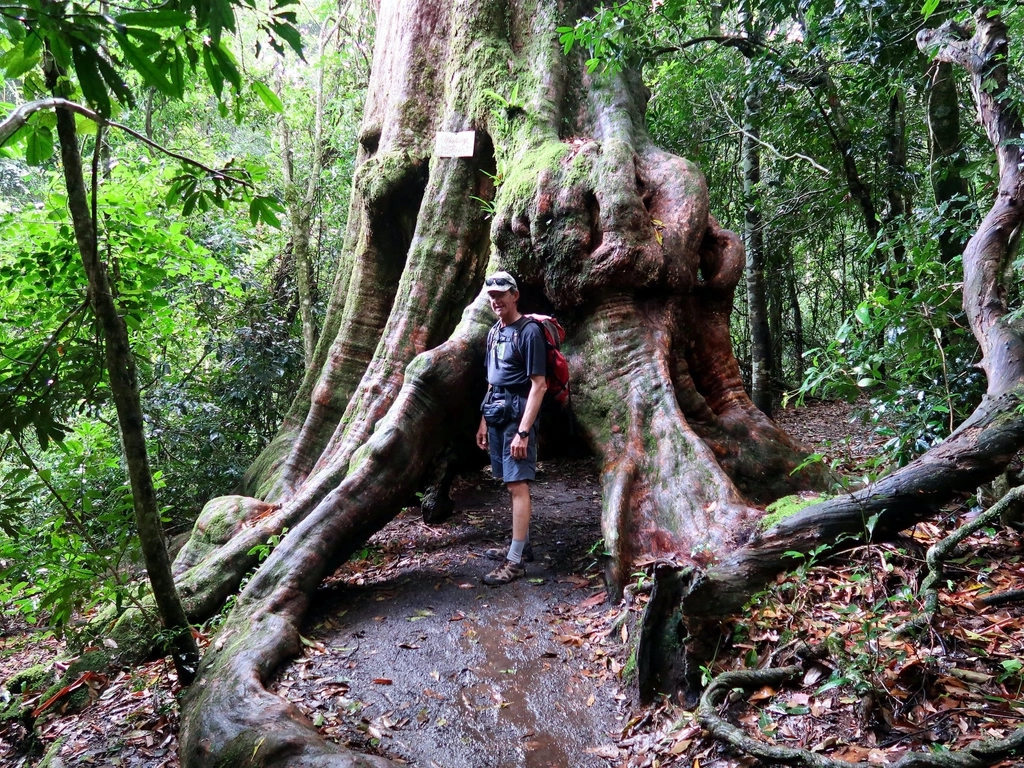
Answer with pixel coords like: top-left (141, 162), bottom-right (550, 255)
top-left (504, 480), bottom-right (531, 564)
top-left (509, 480), bottom-right (532, 541)
top-left (483, 481), bottom-right (532, 585)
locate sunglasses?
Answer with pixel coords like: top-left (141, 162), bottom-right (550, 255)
top-left (484, 277), bottom-right (514, 289)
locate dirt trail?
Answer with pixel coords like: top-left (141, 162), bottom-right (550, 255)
top-left (272, 458), bottom-right (628, 768)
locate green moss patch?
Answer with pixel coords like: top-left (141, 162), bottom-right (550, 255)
top-left (4, 663), bottom-right (55, 696)
top-left (758, 493), bottom-right (829, 532)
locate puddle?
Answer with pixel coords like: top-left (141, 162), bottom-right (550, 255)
top-left (276, 460), bottom-right (624, 768)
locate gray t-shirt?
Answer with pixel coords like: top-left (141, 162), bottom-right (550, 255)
top-left (486, 317), bottom-right (546, 393)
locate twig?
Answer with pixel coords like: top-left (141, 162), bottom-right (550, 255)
top-left (708, 90), bottom-right (831, 175)
top-left (698, 661), bottom-right (1024, 767)
top-left (896, 485), bottom-right (1024, 636)
top-left (981, 588), bottom-right (1024, 607)
top-left (0, 98), bottom-right (252, 188)
top-left (0, 298), bottom-right (90, 414)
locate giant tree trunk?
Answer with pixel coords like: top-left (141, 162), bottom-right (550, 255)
top-left (171, 5), bottom-right (1024, 768)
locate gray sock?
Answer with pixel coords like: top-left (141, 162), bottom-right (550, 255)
top-left (507, 539), bottom-right (527, 564)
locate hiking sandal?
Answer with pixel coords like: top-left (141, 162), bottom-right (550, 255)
top-left (482, 559), bottom-right (526, 586)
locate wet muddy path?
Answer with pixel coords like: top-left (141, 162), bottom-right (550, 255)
top-left (272, 459), bottom-right (631, 768)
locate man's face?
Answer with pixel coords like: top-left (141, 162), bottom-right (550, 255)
top-left (488, 289), bottom-right (518, 322)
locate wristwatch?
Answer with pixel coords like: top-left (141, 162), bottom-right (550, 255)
top-left (517, 429), bottom-right (530, 439)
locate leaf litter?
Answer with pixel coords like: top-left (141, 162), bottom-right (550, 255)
top-left (1, 401), bottom-right (1022, 766)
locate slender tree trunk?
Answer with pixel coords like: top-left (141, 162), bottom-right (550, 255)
top-left (47, 70), bottom-right (199, 684)
top-left (928, 61), bottom-right (970, 264)
top-left (741, 14), bottom-right (772, 417)
top-left (279, 114), bottom-right (318, 368)
top-left (276, 17), bottom-right (346, 370)
top-left (144, 88), bottom-right (155, 144)
top-left (816, 81), bottom-right (880, 245)
top-left (786, 246), bottom-right (804, 387)
top-left (884, 90), bottom-right (908, 268)
top-left (767, 254), bottom-right (784, 390)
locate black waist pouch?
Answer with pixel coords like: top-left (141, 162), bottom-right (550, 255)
top-left (482, 391), bottom-right (518, 427)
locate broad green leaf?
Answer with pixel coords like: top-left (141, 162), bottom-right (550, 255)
top-left (71, 43), bottom-right (113, 117)
top-left (4, 123), bottom-right (31, 147)
top-left (123, 26), bottom-right (165, 47)
top-left (854, 303), bottom-right (870, 325)
top-left (202, 45), bottom-right (224, 98)
top-left (75, 114), bottom-right (98, 136)
top-left (169, 46), bottom-right (185, 98)
top-left (47, 34), bottom-right (73, 69)
top-left (210, 41), bottom-right (241, 91)
top-left (921, 0), bottom-right (940, 20)
top-left (25, 125), bottom-right (53, 166)
top-left (252, 80), bottom-right (284, 112)
top-left (22, 32), bottom-right (42, 60)
top-left (1, 14), bottom-right (26, 41)
top-left (203, 0), bottom-right (236, 42)
top-left (115, 10), bottom-right (191, 28)
top-left (116, 34), bottom-right (175, 96)
top-left (270, 21), bottom-right (303, 57)
top-left (3, 42), bottom-right (42, 79)
top-left (95, 53), bottom-right (134, 108)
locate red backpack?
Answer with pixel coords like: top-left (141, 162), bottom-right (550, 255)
top-left (487, 314), bottom-right (571, 407)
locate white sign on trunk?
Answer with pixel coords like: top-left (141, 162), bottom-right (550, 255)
top-left (435, 130), bottom-right (476, 158)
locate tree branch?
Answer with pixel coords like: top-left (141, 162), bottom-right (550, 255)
top-left (0, 98), bottom-right (253, 188)
top-left (0, 299), bottom-right (90, 415)
top-left (918, 10), bottom-right (1024, 393)
top-left (897, 485), bottom-right (1024, 636)
top-left (698, 662), bottom-right (1024, 767)
top-left (708, 95), bottom-right (831, 175)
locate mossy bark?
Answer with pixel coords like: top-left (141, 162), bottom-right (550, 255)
top-left (168, 1), bottom-right (1024, 766)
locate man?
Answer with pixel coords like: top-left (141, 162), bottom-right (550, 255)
top-left (476, 271), bottom-right (547, 586)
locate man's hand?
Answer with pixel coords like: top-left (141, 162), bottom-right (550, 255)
top-left (476, 417), bottom-right (489, 451)
top-left (510, 432), bottom-right (528, 459)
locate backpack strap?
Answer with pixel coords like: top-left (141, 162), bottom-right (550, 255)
top-left (486, 321), bottom-right (500, 354)
top-left (510, 316), bottom-right (541, 360)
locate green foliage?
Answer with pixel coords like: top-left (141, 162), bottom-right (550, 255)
top-left (798, 215), bottom-right (986, 464)
top-left (0, 0), bottom-right (303, 123)
top-left (0, 420), bottom-right (149, 636)
top-left (557, 0), bottom-right (654, 74)
top-left (0, 116), bottom-right (308, 634)
top-left (247, 526), bottom-right (288, 561)
top-left (0, 0), bottom-right (369, 647)
top-left (0, 157), bottom-right (239, 448)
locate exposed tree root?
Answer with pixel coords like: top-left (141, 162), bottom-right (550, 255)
top-left (179, 325), bottom-right (487, 767)
top-left (897, 485), bottom-right (1024, 636)
top-left (682, 11), bottom-right (1024, 632)
top-left (698, 663), bottom-right (1024, 767)
top-left (981, 589), bottom-right (1024, 607)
